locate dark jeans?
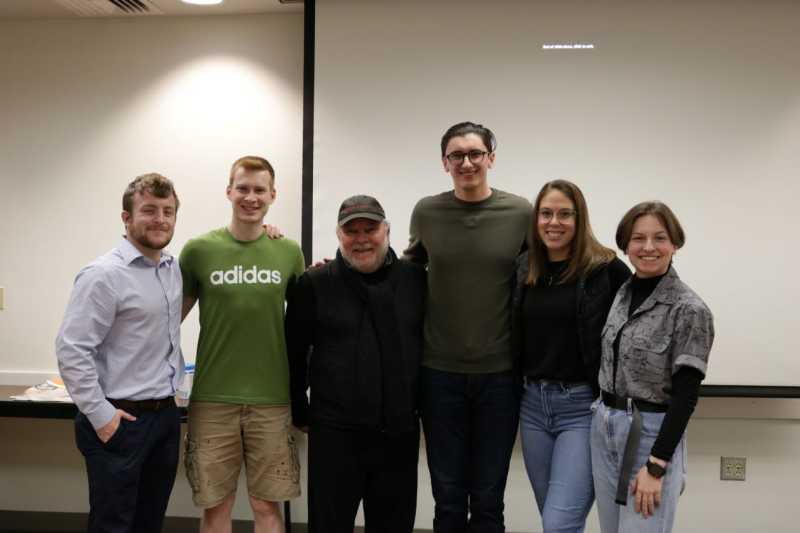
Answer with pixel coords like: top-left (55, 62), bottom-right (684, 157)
top-left (74, 403), bottom-right (181, 533)
top-left (420, 367), bottom-right (520, 533)
top-left (308, 424), bottom-right (419, 533)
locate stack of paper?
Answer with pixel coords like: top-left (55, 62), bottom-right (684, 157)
top-left (10, 377), bottom-right (73, 402)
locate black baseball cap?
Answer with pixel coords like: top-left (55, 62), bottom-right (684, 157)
top-left (337, 195), bottom-right (386, 226)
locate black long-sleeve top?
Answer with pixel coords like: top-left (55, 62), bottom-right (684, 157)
top-left (520, 258), bottom-right (631, 384)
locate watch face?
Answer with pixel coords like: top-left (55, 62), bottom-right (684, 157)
top-left (646, 460), bottom-right (666, 478)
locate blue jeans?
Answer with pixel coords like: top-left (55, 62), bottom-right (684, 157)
top-left (419, 367), bottom-right (519, 533)
top-left (520, 381), bottom-right (595, 533)
top-left (590, 400), bottom-right (686, 533)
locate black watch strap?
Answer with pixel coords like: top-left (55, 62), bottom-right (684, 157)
top-left (646, 459), bottom-right (667, 479)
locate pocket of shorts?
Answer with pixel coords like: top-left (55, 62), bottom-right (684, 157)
top-left (288, 433), bottom-right (300, 484)
top-left (264, 429), bottom-right (301, 484)
top-left (184, 434), bottom-right (200, 492)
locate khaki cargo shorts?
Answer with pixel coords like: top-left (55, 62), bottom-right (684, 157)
top-left (184, 402), bottom-right (300, 508)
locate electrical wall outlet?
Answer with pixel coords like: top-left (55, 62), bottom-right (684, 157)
top-left (720, 456), bottom-right (746, 481)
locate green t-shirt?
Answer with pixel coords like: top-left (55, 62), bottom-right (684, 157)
top-left (404, 189), bottom-right (532, 373)
top-left (180, 228), bottom-right (305, 404)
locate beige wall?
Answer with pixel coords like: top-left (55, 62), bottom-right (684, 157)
top-left (2, 3), bottom-right (800, 532)
top-left (0, 9), bottom-right (304, 522)
top-left (0, 13), bottom-right (305, 381)
top-left (313, 0), bottom-right (800, 388)
top-left (3, 401), bottom-right (800, 531)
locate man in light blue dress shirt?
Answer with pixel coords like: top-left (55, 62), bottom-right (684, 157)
top-left (56, 173), bottom-right (184, 533)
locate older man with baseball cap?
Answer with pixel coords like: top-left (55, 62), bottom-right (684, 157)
top-left (285, 195), bottom-right (426, 533)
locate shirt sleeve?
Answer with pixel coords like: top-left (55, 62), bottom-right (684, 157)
top-left (402, 202), bottom-right (429, 265)
top-left (285, 272), bottom-right (316, 428)
top-left (292, 241), bottom-right (306, 279)
top-left (55, 264), bottom-right (118, 429)
top-left (671, 302), bottom-right (714, 376)
top-left (179, 240), bottom-right (200, 299)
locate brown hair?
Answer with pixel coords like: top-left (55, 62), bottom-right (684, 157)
top-left (615, 201), bottom-right (685, 251)
top-left (229, 156), bottom-right (275, 188)
top-left (527, 179), bottom-right (616, 286)
top-left (122, 173), bottom-right (179, 213)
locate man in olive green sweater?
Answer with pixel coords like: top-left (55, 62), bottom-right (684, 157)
top-left (404, 122), bottom-right (531, 533)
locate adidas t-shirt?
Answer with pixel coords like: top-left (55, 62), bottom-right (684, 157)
top-left (180, 228), bottom-right (304, 404)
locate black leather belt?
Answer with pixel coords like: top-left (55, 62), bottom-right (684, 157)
top-left (601, 391), bottom-right (668, 413)
top-left (525, 377), bottom-right (589, 389)
top-left (108, 396), bottom-right (175, 413)
top-left (600, 391), bottom-right (668, 505)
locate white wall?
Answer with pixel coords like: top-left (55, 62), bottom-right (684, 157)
top-left (313, 0), bottom-right (800, 388)
top-left (0, 13), bottom-right (305, 382)
top-left (2, 3), bottom-right (800, 532)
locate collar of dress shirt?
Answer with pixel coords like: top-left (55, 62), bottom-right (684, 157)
top-left (118, 236), bottom-right (174, 267)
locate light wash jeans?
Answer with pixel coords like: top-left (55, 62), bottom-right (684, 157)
top-left (519, 381), bottom-right (595, 533)
top-left (590, 399), bottom-right (687, 533)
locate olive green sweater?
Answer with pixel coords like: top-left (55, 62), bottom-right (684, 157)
top-left (403, 189), bottom-right (531, 373)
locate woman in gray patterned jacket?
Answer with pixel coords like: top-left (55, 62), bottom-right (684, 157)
top-left (591, 201), bottom-right (714, 533)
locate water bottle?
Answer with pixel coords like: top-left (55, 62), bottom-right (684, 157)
top-left (178, 363), bottom-right (195, 400)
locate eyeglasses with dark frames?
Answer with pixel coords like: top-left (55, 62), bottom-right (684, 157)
top-left (445, 150), bottom-right (489, 165)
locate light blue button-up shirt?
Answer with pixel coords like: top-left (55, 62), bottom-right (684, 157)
top-left (56, 238), bottom-right (184, 429)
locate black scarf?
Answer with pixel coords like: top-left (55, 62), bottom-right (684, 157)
top-left (336, 248), bottom-right (411, 433)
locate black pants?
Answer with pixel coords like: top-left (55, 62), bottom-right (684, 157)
top-left (74, 404), bottom-right (180, 533)
top-left (419, 368), bottom-right (520, 533)
top-left (308, 424), bottom-right (419, 533)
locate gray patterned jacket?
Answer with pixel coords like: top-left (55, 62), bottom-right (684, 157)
top-left (598, 266), bottom-right (714, 404)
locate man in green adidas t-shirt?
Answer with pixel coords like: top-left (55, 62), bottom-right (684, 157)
top-left (180, 156), bottom-right (304, 533)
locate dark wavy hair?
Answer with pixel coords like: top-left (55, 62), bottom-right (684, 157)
top-left (440, 121), bottom-right (497, 157)
top-left (122, 173), bottom-right (179, 214)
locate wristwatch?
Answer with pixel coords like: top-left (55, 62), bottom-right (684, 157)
top-left (646, 459), bottom-right (667, 479)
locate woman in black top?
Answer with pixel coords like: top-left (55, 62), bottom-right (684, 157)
top-left (513, 180), bottom-right (629, 533)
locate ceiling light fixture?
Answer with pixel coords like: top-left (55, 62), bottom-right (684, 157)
top-left (182, 0), bottom-right (224, 6)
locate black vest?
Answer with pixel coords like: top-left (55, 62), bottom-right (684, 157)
top-left (306, 254), bottom-right (425, 432)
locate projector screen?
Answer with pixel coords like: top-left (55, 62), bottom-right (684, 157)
top-left (312, 0), bottom-right (800, 387)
